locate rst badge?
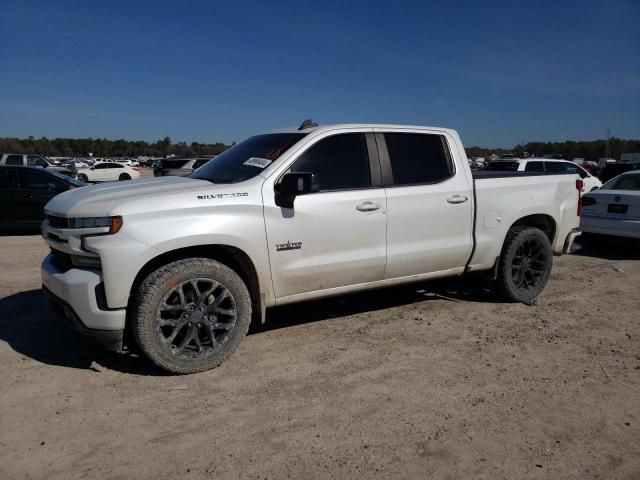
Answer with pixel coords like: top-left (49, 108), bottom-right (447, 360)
top-left (276, 241), bottom-right (302, 251)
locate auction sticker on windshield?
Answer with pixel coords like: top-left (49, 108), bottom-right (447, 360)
top-left (243, 157), bottom-right (272, 168)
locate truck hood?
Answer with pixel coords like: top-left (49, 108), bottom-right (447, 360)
top-left (45, 176), bottom-right (217, 217)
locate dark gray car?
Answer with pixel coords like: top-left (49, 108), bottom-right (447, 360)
top-left (0, 153), bottom-right (77, 178)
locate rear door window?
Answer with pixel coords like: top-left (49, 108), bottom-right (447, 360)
top-left (0, 170), bottom-right (19, 188)
top-left (524, 161), bottom-right (544, 172)
top-left (18, 171), bottom-right (56, 190)
top-left (544, 162), bottom-right (566, 173)
top-left (5, 155), bottom-right (24, 166)
top-left (290, 133), bottom-right (371, 191)
top-left (384, 133), bottom-right (453, 185)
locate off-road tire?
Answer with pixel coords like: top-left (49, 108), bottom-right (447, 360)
top-left (495, 226), bottom-right (553, 303)
top-left (131, 258), bottom-right (251, 374)
top-left (119, 173), bottom-right (131, 180)
top-left (77, 173), bottom-right (88, 183)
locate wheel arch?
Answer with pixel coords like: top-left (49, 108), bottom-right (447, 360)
top-left (509, 213), bottom-right (556, 243)
top-left (128, 244), bottom-right (264, 328)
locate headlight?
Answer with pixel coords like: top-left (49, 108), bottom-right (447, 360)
top-left (68, 216), bottom-right (123, 233)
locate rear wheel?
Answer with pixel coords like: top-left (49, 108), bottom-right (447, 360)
top-left (495, 226), bottom-right (552, 303)
top-left (119, 173), bottom-right (131, 180)
top-left (131, 258), bottom-right (251, 374)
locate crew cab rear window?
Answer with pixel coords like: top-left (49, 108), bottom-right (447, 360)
top-left (524, 161), bottom-right (544, 172)
top-left (384, 133), bottom-right (453, 185)
top-left (545, 162), bottom-right (566, 173)
top-left (0, 170), bottom-right (18, 188)
top-left (486, 161), bottom-right (519, 171)
top-left (290, 133), bottom-right (371, 191)
top-left (5, 155), bottom-right (23, 166)
top-left (18, 171), bottom-right (53, 190)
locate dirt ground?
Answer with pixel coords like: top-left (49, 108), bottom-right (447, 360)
top-left (0, 233), bottom-right (638, 480)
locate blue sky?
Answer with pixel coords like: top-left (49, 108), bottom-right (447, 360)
top-left (0, 0), bottom-right (638, 147)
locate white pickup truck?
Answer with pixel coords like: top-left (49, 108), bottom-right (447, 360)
top-left (40, 123), bottom-right (582, 373)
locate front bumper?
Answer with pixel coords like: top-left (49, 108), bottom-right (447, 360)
top-left (41, 254), bottom-right (126, 349)
top-left (43, 286), bottom-right (123, 351)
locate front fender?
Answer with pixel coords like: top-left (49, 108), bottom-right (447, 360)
top-left (86, 205), bottom-right (272, 309)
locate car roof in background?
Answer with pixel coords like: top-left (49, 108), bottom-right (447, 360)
top-left (0, 165), bottom-right (78, 181)
top-left (0, 165), bottom-right (53, 172)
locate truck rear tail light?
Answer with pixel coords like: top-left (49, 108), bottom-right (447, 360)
top-left (576, 179), bottom-right (584, 215)
top-left (581, 196), bottom-right (597, 207)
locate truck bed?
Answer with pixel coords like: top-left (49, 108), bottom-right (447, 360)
top-left (467, 171), bottom-right (580, 272)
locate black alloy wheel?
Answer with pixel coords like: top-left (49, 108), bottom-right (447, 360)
top-left (156, 279), bottom-right (237, 360)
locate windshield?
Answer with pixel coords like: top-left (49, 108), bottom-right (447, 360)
top-left (191, 133), bottom-right (307, 183)
top-left (601, 173), bottom-right (640, 191)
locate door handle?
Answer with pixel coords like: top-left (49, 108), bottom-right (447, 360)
top-left (356, 202), bottom-right (382, 212)
top-left (446, 195), bottom-right (468, 204)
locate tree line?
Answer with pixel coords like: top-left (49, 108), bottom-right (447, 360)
top-left (466, 137), bottom-right (640, 161)
top-left (0, 136), bottom-right (230, 158)
top-left (1, 135), bottom-right (639, 161)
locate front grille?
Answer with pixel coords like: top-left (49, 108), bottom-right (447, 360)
top-left (50, 248), bottom-right (72, 271)
top-left (47, 215), bottom-right (69, 229)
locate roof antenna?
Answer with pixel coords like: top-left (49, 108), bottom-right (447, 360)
top-left (298, 119), bottom-right (318, 130)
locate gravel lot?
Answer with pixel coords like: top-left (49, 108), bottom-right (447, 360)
top-left (0, 233), bottom-right (638, 479)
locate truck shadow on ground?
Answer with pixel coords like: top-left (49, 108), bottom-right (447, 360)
top-left (253, 277), bottom-right (498, 334)
top-left (0, 279), bottom-right (498, 374)
top-left (0, 227), bottom-right (42, 236)
top-left (573, 235), bottom-right (640, 260)
top-left (0, 289), bottom-right (167, 376)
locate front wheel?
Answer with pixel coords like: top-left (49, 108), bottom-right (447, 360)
top-left (495, 226), bottom-right (553, 303)
top-left (131, 258), bottom-right (252, 374)
top-left (77, 173), bottom-right (88, 183)
top-left (119, 173), bottom-right (131, 180)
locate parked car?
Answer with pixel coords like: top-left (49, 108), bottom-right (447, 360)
top-left (0, 166), bottom-right (85, 229)
top-left (1, 153), bottom-right (76, 178)
top-left (112, 159), bottom-right (140, 167)
top-left (40, 122), bottom-right (582, 373)
top-left (486, 158), bottom-right (602, 193)
top-left (155, 157), bottom-right (213, 177)
top-left (598, 162), bottom-right (639, 183)
top-left (76, 162), bottom-right (141, 183)
top-left (580, 171), bottom-right (640, 240)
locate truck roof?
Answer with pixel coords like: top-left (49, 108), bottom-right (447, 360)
top-left (267, 123), bottom-right (458, 136)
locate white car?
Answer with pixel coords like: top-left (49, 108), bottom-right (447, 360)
top-left (487, 158), bottom-right (602, 193)
top-left (580, 171), bottom-right (640, 239)
top-left (113, 159), bottom-right (140, 167)
top-left (76, 162), bottom-right (140, 183)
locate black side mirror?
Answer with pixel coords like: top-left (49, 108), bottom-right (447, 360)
top-left (275, 172), bottom-right (319, 208)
